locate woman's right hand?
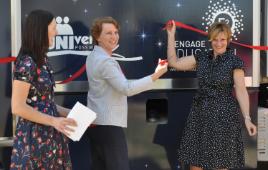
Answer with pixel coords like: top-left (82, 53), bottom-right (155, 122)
top-left (151, 59), bottom-right (168, 81)
top-left (245, 119), bottom-right (257, 136)
top-left (166, 20), bottom-right (176, 36)
top-left (52, 117), bottom-right (77, 137)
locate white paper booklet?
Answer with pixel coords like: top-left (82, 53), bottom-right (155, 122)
top-left (67, 102), bottom-right (97, 141)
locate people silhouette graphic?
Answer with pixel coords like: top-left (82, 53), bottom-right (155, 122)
top-left (56, 16), bottom-right (73, 35)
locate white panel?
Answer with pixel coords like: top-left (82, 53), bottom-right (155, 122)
top-left (252, 0), bottom-right (261, 87)
top-left (266, 0), bottom-right (268, 76)
top-left (257, 107), bottom-right (268, 161)
top-left (11, 0), bottom-right (21, 57)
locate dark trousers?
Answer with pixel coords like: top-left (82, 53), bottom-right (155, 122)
top-left (87, 125), bottom-right (130, 170)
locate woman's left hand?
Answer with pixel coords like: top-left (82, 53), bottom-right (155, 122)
top-left (166, 20), bottom-right (176, 36)
top-left (151, 59), bottom-right (168, 81)
top-left (245, 120), bottom-right (257, 136)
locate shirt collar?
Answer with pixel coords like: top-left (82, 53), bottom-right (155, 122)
top-left (208, 48), bottom-right (234, 62)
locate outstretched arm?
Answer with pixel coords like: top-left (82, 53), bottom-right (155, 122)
top-left (100, 58), bottom-right (167, 97)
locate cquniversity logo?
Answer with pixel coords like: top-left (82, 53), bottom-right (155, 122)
top-left (48, 16), bottom-right (142, 61)
top-left (202, 0), bottom-right (244, 40)
top-left (48, 16), bottom-right (92, 57)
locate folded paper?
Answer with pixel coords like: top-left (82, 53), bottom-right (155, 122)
top-left (67, 102), bottom-right (97, 141)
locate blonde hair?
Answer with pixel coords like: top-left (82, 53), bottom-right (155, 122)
top-left (208, 22), bottom-right (232, 43)
top-left (90, 16), bottom-right (120, 45)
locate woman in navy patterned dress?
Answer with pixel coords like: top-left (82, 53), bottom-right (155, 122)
top-left (166, 21), bottom-right (257, 170)
top-left (10, 10), bottom-right (76, 169)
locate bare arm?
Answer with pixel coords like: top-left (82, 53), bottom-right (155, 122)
top-left (166, 20), bottom-right (196, 71)
top-left (234, 69), bottom-right (257, 136)
top-left (12, 80), bottom-right (55, 126)
top-left (12, 80), bottom-right (76, 136)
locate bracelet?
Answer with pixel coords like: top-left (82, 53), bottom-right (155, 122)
top-left (244, 115), bottom-right (251, 121)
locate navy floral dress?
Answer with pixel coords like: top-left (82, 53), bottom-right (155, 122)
top-left (10, 55), bottom-right (72, 170)
top-left (178, 49), bottom-right (245, 169)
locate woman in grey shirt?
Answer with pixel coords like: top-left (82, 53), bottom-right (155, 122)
top-left (86, 16), bottom-right (168, 170)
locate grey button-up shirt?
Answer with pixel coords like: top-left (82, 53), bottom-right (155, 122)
top-left (86, 46), bottom-right (153, 127)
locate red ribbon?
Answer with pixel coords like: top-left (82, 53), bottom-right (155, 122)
top-left (0, 56), bottom-right (86, 84)
top-left (159, 59), bottom-right (168, 65)
top-left (0, 56), bottom-right (16, 63)
top-left (164, 20), bottom-right (268, 51)
top-left (56, 64), bottom-right (86, 84)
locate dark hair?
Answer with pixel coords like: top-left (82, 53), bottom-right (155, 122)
top-left (18, 9), bottom-right (54, 67)
top-left (90, 16), bottom-right (119, 45)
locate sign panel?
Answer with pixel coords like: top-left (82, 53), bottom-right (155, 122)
top-left (21, 0), bottom-right (254, 83)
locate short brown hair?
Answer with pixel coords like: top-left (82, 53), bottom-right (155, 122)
top-left (208, 22), bottom-right (232, 43)
top-left (90, 16), bottom-right (120, 45)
